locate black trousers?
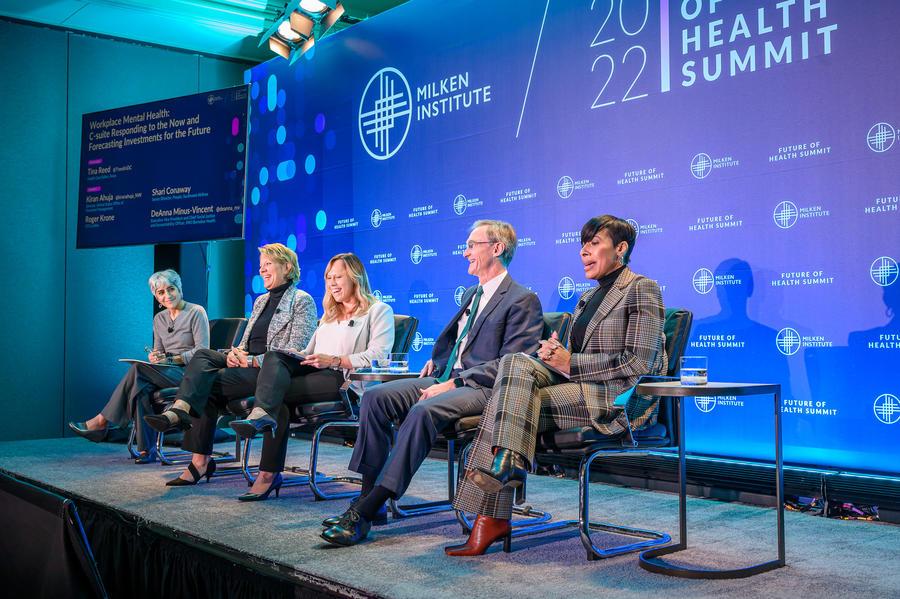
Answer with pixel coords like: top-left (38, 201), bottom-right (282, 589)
top-left (255, 352), bottom-right (344, 472)
top-left (178, 349), bottom-right (259, 457)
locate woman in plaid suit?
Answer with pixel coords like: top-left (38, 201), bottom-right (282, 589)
top-left (446, 215), bottom-right (668, 556)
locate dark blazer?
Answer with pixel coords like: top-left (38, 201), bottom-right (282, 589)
top-left (431, 273), bottom-right (543, 389)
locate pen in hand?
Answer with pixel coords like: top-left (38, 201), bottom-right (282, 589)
top-left (145, 345), bottom-right (167, 363)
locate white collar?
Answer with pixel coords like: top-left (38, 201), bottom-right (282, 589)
top-left (477, 270), bottom-right (507, 296)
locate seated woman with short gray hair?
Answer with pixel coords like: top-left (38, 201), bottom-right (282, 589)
top-left (68, 269), bottom-right (209, 464)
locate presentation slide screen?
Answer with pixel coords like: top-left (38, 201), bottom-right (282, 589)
top-left (244, 1), bottom-right (900, 474)
top-left (76, 85), bottom-right (249, 248)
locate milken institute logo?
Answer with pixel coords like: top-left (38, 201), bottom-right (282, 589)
top-left (358, 67), bottom-right (412, 160)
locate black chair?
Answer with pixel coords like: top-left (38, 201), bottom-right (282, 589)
top-left (237, 315), bottom-right (419, 496)
top-left (128, 317), bottom-right (248, 465)
top-left (455, 307), bottom-right (693, 560)
top-left (387, 312), bottom-right (574, 521)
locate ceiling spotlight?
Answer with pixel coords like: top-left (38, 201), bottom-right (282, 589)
top-left (299, 0), bottom-right (328, 13)
top-left (276, 20), bottom-right (301, 42)
top-left (262, 0), bottom-right (346, 61)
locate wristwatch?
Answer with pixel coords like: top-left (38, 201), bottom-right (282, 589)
top-left (452, 377), bottom-right (465, 388)
top-left (330, 356), bottom-right (342, 370)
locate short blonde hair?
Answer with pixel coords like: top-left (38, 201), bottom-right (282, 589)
top-left (258, 243), bottom-right (300, 284)
top-left (470, 220), bottom-right (517, 266)
top-left (148, 269), bottom-right (182, 294)
top-left (321, 253), bottom-right (376, 323)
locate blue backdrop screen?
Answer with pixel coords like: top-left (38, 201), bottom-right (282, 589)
top-left (76, 85), bottom-right (248, 248)
top-left (245, 0), bottom-right (900, 475)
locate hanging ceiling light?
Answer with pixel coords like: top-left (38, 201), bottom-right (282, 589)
top-left (299, 0), bottom-right (329, 13)
top-left (260, 1), bottom-right (346, 62)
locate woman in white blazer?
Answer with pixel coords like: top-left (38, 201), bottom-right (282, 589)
top-left (229, 252), bottom-right (394, 501)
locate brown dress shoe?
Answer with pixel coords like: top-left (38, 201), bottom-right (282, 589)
top-left (444, 515), bottom-right (512, 556)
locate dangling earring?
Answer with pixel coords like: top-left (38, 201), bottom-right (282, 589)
top-left (159, 303), bottom-right (164, 309)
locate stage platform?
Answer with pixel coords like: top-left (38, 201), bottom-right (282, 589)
top-left (1, 436), bottom-right (897, 598)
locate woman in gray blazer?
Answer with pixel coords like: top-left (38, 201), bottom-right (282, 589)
top-left (68, 269), bottom-right (209, 464)
top-left (229, 252), bottom-right (394, 501)
top-left (144, 243), bottom-right (318, 485)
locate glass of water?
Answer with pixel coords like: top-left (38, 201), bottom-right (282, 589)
top-left (388, 352), bottom-right (409, 373)
top-left (680, 356), bottom-right (708, 386)
top-left (372, 356), bottom-right (391, 372)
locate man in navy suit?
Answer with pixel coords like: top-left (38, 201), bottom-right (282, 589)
top-left (321, 219), bottom-right (543, 546)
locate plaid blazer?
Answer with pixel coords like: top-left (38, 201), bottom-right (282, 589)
top-left (563, 267), bottom-right (667, 434)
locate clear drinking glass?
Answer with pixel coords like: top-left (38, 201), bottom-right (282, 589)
top-left (372, 356), bottom-right (391, 372)
top-left (388, 352), bottom-right (409, 373)
top-left (680, 356), bottom-right (708, 386)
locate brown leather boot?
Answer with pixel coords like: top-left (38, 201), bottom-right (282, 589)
top-left (444, 515), bottom-right (512, 556)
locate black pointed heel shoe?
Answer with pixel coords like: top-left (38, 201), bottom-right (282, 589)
top-left (467, 448), bottom-right (528, 495)
top-left (230, 413), bottom-right (277, 438)
top-left (321, 509), bottom-right (372, 547)
top-left (238, 473), bottom-right (284, 501)
top-left (68, 421), bottom-right (108, 443)
top-left (165, 460), bottom-right (217, 486)
top-left (144, 408), bottom-right (192, 433)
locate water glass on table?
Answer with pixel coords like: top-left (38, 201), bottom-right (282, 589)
top-left (372, 356), bottom-right (391, 372)
top-left (388, 352), bottom-right (409, 373)
top-left (680, 356), bottom-right (708, 386)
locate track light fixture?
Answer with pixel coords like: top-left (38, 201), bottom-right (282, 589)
top-left (260, 1), bottom-right (346, 62)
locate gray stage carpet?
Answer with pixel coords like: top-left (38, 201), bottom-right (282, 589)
top-left (0, 436), bottom-right (897, 598)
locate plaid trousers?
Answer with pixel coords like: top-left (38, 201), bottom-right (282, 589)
top-left (453, 353), bottom-right (607, 519)
top-left (452, 270), bottom-right (667, 519)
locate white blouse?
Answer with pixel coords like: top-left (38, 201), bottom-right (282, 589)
top-left (312, 319), bottom-right (358, 358)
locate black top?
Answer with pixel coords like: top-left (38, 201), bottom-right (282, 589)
top-left (247, 281), bottom-right (292, 355)
top-left (570, 266), bottom-right (625, 351)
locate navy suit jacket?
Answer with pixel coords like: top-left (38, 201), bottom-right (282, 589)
top-left (431, 274), bottom-right (543, 389)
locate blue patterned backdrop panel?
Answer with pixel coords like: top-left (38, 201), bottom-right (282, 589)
top-left (245, 0), bottom-right (900, 474)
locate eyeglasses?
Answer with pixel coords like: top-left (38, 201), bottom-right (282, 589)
top-left (464, 240), bottom-right (496, 250)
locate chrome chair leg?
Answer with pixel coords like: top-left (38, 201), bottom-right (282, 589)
top-left (157, 429), bottom-right (239, 467)
top-left (389, 438), bottom-right (458, 518)
top-left (306, 420), bottom-right (363, 500)
top-left (126, 425), bottom-right (141, 459)
top-left (578, 451), bottom-right (671, 560)
top-left (233, 422), bottom-right (357, 493)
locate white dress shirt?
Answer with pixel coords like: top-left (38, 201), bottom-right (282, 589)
top-left (453, 270), bottom-right (507, 369)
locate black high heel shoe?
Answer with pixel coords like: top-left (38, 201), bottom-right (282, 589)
top-left (238, 473), bottom-right (284, 501)
top-left (68, 421), bottom-right (108, 443)
top-left (230, 412), bottom-right (278, 438)
top-left (144, 408), bottom-right (192, 433)
top-left (467, 448), bottom-right (528, 501)
top-left (166, 460), bottom-right (217, 486)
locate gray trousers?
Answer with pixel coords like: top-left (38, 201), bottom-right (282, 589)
top-left (348, 375), bottom-right (489, 498)
top-left (100, 362), bottom-right (184, 452)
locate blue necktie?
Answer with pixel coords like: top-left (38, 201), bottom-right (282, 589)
top-left (437, 285), bottom-right (483, 382)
